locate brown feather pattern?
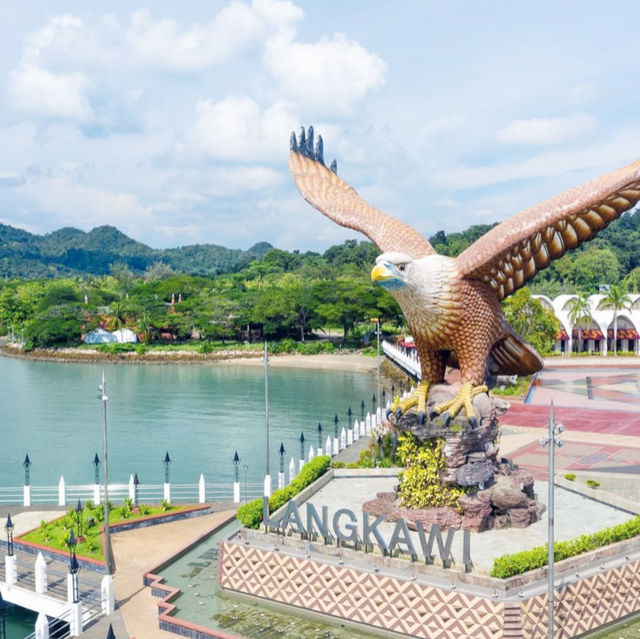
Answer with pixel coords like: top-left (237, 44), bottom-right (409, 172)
top-left (289, 150), bottom-right (435, 259)
top-left (456, 160), bottom-right (640, 300)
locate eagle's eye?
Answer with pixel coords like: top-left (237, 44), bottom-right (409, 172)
top-left (398, 263), bottom-right (406, 272)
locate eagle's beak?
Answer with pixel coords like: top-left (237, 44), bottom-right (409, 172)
top-left (371, 263), bottom-right (394, 282)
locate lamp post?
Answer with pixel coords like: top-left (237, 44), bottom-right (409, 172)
top-left (4, 514), bottom-right (14, 557)
top-left (317, 423), bottom-right (323, 453)
top-left (360, 400), bottom-right (365, 419)
top-left (382, 389), bottom-right (386, 408)
top-left (93, 453), bottom-right (100, 482)
top-left (98, 372), bottom-right (115, 576)
top-left (371, 394), bottom-right (376, 414)
top-left (539, 402), bottom-right (565, 639)
top-left (264, 341), bottom-right (271, 498)
top-left (278, 443), bottom-right (285, 489)
top-left (67, 530), bottom-right (80, 604)
top-left (75, 500), bottom-right (83, 538)
top-left (163, 452), bottom-right (171, 503)
top-left (23, 453), bottom-right (32, 507)
top-left (376, 318), bottom-right (381, 415)
top-left (347, 407), bottom-right (352, 430)
top-left (233, 451), bottom-right (240, 503)
top-left (333, 414), bottom-right (338, 438)
top-left (23, 454), bottom-right (31, 486)
top-left (299, 432), bottom-right (305, 471)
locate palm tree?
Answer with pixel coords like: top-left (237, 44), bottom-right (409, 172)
top-left (563, 294), bottom-right (593, 354)
top-left (598, 285), bottom-right (632, 355)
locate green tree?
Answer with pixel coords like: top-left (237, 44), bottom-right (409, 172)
top-left (563, 294), bottom-right (593, 353)
top-left (569, 248), bottom-right (620, 292)
top-left (501, 288), bottom-right (559, 355)
top-left (597, 285), bottom-right (632, 355)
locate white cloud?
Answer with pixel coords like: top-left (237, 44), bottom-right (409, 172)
top-left (264, 32), bottom-right (387, 113)
top-left (434, 198), bottom-right (459, 208)
top-left (186, 96), bottom-right (296, 162)
top-left (497, 113), bottom-right (596, 146)
top-left (19, 176), bottom-right (151, 233)
top-left (9, 64), bottom-right (94, 121)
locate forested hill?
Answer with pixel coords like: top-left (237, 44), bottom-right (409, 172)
top-left (0, 224), bottom-right (272, 278)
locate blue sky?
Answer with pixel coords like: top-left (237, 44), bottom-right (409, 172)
top-left (0, 1), bottom-right (638, 252)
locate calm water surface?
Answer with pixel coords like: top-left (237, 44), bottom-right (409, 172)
top-left (0, 356), bottom-right (373, 487)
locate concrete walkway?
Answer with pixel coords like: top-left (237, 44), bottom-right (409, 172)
top-left (97, 509), bottom-right (236, 639)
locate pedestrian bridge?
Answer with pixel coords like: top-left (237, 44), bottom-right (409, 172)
top-left (1, 547), bottom-right (105, 637)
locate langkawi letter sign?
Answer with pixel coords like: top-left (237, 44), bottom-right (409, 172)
top-left (263, 497), bottom-right (472, 570)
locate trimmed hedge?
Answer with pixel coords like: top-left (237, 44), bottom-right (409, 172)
top-left (237, 455), bottom-right (331, 529)
top-left (491, 516), bottom-right (640, 578)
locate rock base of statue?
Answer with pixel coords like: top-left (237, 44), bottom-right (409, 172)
top-left (369, 382), bottom-right (545, 532)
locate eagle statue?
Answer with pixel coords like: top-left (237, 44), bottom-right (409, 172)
top-left (289, 126), bottom-right (640, 426)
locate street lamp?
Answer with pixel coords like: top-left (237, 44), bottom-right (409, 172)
top-left (164, 452), bottom-right (171, 484)
top-left (23, 454), bottom-right (31, 486)
top-left (93, 453), bottom-right (100, 485)
top-left (333, 414), bottom-right (339, 438)
top-left (4, 514), bottom-right (14, 556)
top-left (317, 423), bottom-right (323, 451)
top-left (67, 530), bottom-right (80, 604)
top-left (382, 389), bottom-right (386, 407)
top-left (299, 432), bottom-right (305, 461)
top-left (75, 500), bottom-right (83, 538)
top-left (371, 394), bottom-right (376, 414)
top-left (233, 451), bottom-right (240, 483)
top-left (360, 400), bottom-right (365, 419)
top-left (347, 407), bottom-right (352, 430)
top-left (539, 402), bottom-right (565, 639)
top-left (279, 443), bottom-right (285, 475)
top-left (98, 373), bottom-right (115, 575)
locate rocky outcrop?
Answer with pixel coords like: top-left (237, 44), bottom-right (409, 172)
top-left (375, 382), bottom-right (545, 532)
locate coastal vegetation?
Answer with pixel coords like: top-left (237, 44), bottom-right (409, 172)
top-left (0, 226), bottom-right (563, 353)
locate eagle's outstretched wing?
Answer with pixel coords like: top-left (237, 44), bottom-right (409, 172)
top-left (456, 159), bottom-right (640, 300)
top-left (289, 127), bottom-right (435, 259)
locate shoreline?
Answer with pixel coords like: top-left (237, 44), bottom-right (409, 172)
top-left (0, 344), bottom-right (377, 373)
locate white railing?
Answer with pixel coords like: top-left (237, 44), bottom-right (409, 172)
top-left (382, 340), bottom-right (421, 379)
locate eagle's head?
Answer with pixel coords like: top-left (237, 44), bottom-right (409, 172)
top-left (370, 252), bottom-right (415, 292)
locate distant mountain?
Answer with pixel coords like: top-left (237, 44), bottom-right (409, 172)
top-left (0, 224), bottom-right (273, 278)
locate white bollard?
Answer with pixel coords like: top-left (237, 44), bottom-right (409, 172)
top-left (58, 476), bottom-right (66, 507)
top-left (233, 480), bottom-right (240, 503)
top-left (278, 471), bottom-right (285, 490)
top-left (308, 445), bottom-right (315, 462)
top-left (68, 600), bottom-right (82, 636)
top-left (347, 429), bottom-right (353, 446)
top-left (365, 414), bottom-right (372, 434)
top-left (288, 457), bottom-right (296, 483)
top-left (101, 574), bottom-right (115, 615)
top-left (5, 554), bottom-right (17, 586)
top-left (325, 435), bottom-right (332, 456)
top-left (333, 437), bottom-right (339, 455)
top-left (198, 474), bottom-right (206, 504)
top-left (24, 485), bottom-right (31, 507)
top-left (299, 458), bottom-right (305, 473)
top-left (35, 552), bottom-right (47, 593)
top-left (93, 482), bottom-right (101, 505)
top-left (353, 420), bottom-right (360, 440)
top-left (340, 427), bottom-right (346, 450)
top-left (128, 474), bottom-right (135, 501)
top-left (163, 482), bottom-right (171, 504)
top-left (35, 612), bottom-right (50, 639)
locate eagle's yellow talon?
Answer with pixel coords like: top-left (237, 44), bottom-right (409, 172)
top-left (432, 382), bottom-right (487, 422)
top-left (391, 380), bottom-right (430, 421)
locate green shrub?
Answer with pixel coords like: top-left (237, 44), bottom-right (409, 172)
top-left (135, 344), bottom-right (148, 355)
top-left (199, 341), bottom-right (214, 354)
top-left (236, 455), bottom-right (331, 529)
top-left (586, 479), bottom-right (600, 489)
top-left (331, 461), bottom-right (346, 469)
top-left (564, 473), bottom-right (576, 481)
top-left (491, 516), bottom-right (640, 578)
top-left (396, 434), bottom-right (471, 510)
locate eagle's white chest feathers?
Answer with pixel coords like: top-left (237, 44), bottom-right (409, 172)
top-left (393, 255), bottom-right (459, 337)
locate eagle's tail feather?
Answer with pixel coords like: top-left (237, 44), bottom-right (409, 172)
top-left (488, 328), bottom-right (544, 376)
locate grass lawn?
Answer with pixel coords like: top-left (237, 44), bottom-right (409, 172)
top-left (20, 500), bottom-right (195, 561)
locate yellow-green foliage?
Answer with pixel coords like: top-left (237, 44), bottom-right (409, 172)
top-left (396, 434), bottom-right (470, 510)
